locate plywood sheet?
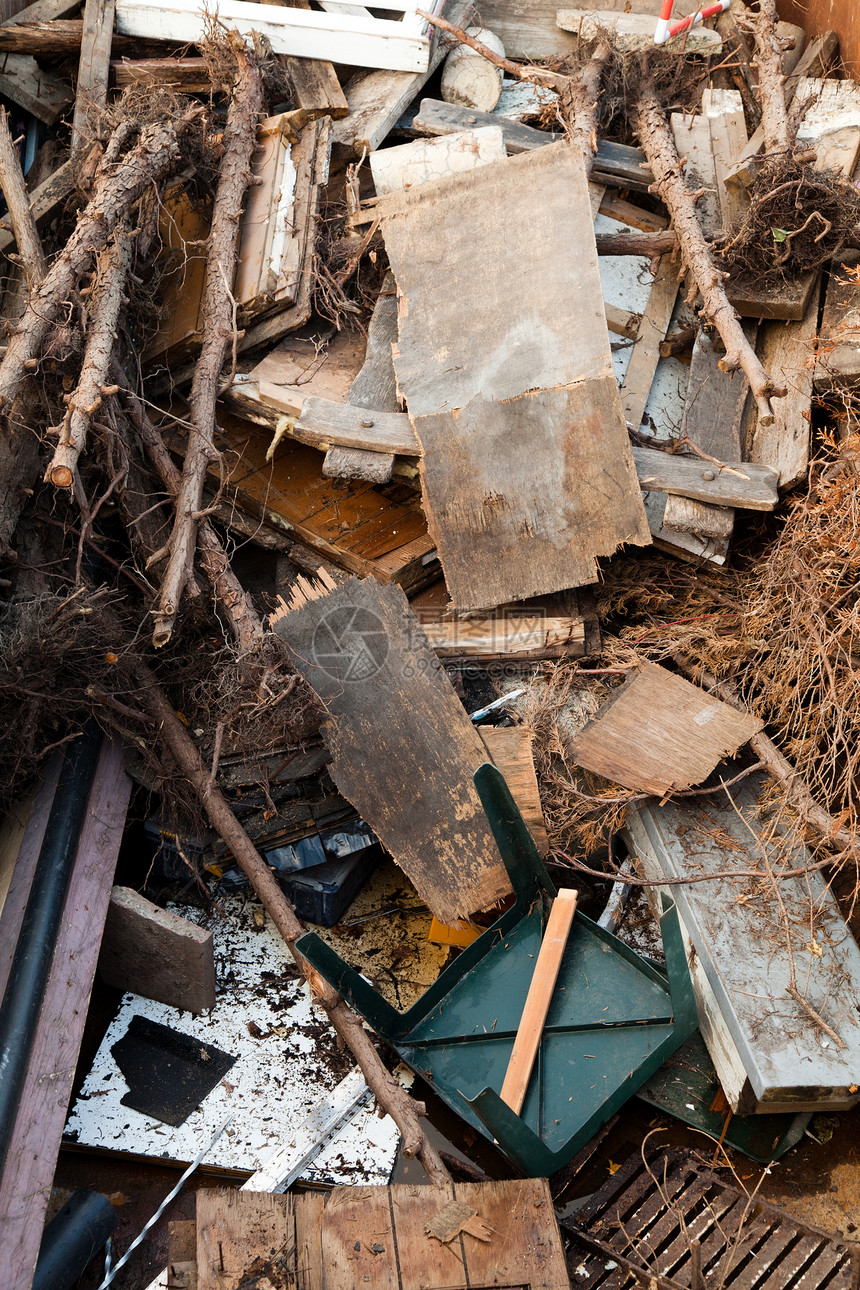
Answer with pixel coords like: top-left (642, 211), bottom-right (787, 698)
top-left (567, 660), bottom-right (763, 793)
top-left (381, 142), bottom-right (649, 609)
top-left (272, 576), bottom-right (510, 921)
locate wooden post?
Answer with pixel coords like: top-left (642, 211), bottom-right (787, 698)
top-left (500, 888), bottom-right (578, 1116)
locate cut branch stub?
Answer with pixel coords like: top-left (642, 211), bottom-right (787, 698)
top-left (635, 68), bottom-right (786, 425)
top-left (151, 37), bottom-right (264, 650)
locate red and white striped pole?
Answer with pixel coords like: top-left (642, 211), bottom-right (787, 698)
top-left (654, 0), bottom-right (731, 44)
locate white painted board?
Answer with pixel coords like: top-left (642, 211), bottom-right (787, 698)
top-left (64, 895), bottom-right (401, 1183)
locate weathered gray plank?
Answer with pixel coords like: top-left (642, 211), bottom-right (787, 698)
top-left (285, 395), bottom-right (417, 456)
top-left (271, 575), bottom-right (510, 922)
top-left (815, 251), bottom-right (860, 393)
top-left (632, 445), bottom-right (779, 509)
top-left (624, 773), bottom-right (860, 1111)
top-left (380, 141), bottom-right (649, 608)
top-left (662, 326), bottom-right (755, 541)
top-left (749, 289), bottom-right (816, 488)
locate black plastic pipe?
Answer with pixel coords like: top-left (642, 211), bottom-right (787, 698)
top-left (0, 724), bottom-right (102, 1176)
top-left (32, 1190), bottom-right (118, 1290)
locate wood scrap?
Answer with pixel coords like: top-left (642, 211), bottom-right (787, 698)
top-left (98, 885), bottom-right (216, 1013)
top-left (270, 573), bottom-right (510, 922)
top-left (633, 445), bottom-right (779, 510)
top-left (480, 725), bottom-right (549, 854)
top-left (661, 324), bottom-right (757, 542)
top-left (150, 39), bottom-right (263, 649)
top-left (567, 660), bottom-right (763, 794)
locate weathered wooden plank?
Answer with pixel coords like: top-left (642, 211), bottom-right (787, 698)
top-left (98, 885), bottom-right (215, 1014)
top-left (480, 0), bottom-right (663, 58)
top-left (619, 254), bottom-right (680, 436)
top-left (480, 725), bottom-right (549, 854)
top-left (382, 141), bottom-right (649, 609)
top-left (370, 125), bottom-right (506, 195)
top-left (321, 1187), bottom-right (400, 1289)
top-left (331, 0), bottom-right (468, 155)
top-left (624, 774), bottom-right (860, 1111)
top-left (0, 52), bottom-right (74, 123)
top-left (643, 490), bottom-right (729, 567)
top-left (568, 660), bottom-right (762, 794)
top-left (197, 1190), bottom-right (296, 1290)
top-left (701, 87), bottom-right (748, 233)
top-left (71, 0), bottom-right (116, 153)
top-left (323, 446), bottom-right (395, 483)
top-left (283, 394), bottom-right (418, 455)
top-left (281, 0), bottom-right (348, 120)
top-left (111, 56), bottom-right (210, 89)
top-left (671, 110), bottom-right (721, 238)
top-left (116, 0), bottom-right (433, 74)
top-left (632, 445), bottom-right (779, 509)
top-left (425, 614), bottom-right (585, 659)
top-left (662, 326), bottom-right (755, 542)
top-left (749, 290), bottom-right (816, 488)
top-left (271, 574), bottom-right (509, 922)
top-left (0, 740), bottom-right (131, 1290)
top-left (816, 251), bottom-right (860, 393)
top-left (410, 98), bottom-right (654, 186)
top-left (451, 1179), bottom-right (569, 1289)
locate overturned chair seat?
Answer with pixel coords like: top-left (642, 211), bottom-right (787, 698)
top-left (298, 763), bottom-right (698, 1175)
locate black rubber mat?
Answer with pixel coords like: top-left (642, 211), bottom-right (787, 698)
top-left (111, 1015), bottom-right (236, 1126)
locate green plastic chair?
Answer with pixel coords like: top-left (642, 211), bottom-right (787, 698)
top-left (297, 763), bottom-right (698, 1175)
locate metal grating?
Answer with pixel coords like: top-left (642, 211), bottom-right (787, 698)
top-left (560, 1150), bottom-right (859, 1290)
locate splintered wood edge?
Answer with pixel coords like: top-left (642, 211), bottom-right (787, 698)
top-left (269, 567), bottom-right (338, 624)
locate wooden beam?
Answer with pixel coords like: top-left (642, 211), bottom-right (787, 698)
top-left (98, 886), bottom-right (216, 1014)
top-left (500, 889), bottom-right (578, 1115)
top-left (282, 392), bottom-right (418, 455)
top-left (619, 255), bottom-right (680, 435)
top-left (281, 0), bottom-right (348, 120)
top-left (111, 56), bottom-right (210, 89)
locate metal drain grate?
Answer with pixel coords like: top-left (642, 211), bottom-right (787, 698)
top-left (560, 1149), bottom-right (858, 1290)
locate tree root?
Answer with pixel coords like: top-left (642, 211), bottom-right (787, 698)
top-left (150, 37), bottom-right (263, 650)
top-left (46, 220), bottom-right (132, 491)
top-left (0, 112), bottom-right (197, 417)
top-left (634, 69), bottom-right (786, 425)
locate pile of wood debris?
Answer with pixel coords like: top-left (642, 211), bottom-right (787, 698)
top-left (5, 0), bottom-right (860, 1286)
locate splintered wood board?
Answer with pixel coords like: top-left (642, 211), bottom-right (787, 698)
top-left (567, 660), bottom-right (762, 793)
top-left (1, 740), bottom-right (131, 1290)
top-left (331, 0), bottom-right (468, 155)
top-left (247, 329), bottom-right (367, 418)
top-left (164, 409), bottom-right (434, 590)
top-left (271, 577), bottom-right (510, 921)
top-left (481, 725), bottom-right (549, 855)
top-left (196, 1180), bottom-right (568, 1290)
top-left (481, 0), bottom-right (664, 58)
top-left (624, 776), bottom-right (860, 1111)
top-left (98, 885), bottom-right (215, 1014)
top-left (556, 9), bottom-right (721, 52)
top-left (382, 141), bottom-right (649, 610)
